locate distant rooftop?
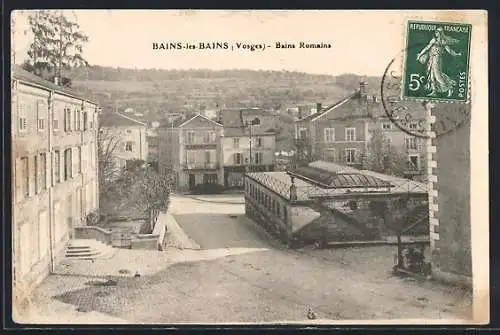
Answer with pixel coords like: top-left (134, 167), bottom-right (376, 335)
top-left (100, 112), bottom-right (146, 127)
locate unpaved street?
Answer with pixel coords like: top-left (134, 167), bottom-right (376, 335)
top-left (42, 195), bottom-right (471, 323)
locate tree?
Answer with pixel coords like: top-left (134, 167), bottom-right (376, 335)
top-left (128, 166), bottom-right (173, 232)
top-left (25, 10), bottom-right (89, 83)
top-left (365, 128), bottom-right (408, 177)
top-left (97, 124), bottom-right (125, 185)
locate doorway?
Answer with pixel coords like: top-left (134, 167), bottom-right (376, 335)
top-left (188, 174), bottom-right (196, 190)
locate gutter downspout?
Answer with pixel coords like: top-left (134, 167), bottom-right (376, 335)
top-left (48, 90), bottom-right (56, 273)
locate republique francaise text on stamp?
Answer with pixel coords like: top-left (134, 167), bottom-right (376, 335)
top-left (402, 21), bottom-right (472, 103)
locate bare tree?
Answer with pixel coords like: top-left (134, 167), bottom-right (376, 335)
top-left (97, 124), bottom-right (125, 184)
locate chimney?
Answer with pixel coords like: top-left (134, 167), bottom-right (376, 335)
top-left (53, 76), bottom-right (59, 86)
top-left (359, 80), bottom-right (367, 98)
top-left (316, 102), bottom-right (322, 113)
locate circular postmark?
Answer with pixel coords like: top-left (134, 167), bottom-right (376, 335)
top-left (381, 45), bottom-right (471, 139)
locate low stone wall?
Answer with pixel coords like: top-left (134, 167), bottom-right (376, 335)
top-left (74, 226), bottom-right (112, 245)
top-left (130, 237), bottom-right (159, 250)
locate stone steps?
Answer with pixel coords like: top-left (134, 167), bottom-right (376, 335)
top-left (65, 239), bottom-right (116, 260)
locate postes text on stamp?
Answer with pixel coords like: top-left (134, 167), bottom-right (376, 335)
top-left (402, 21), bottom-right (472, 103)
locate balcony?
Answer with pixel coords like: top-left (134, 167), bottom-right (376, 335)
top-left (182, 162), bottom-right (220, 170)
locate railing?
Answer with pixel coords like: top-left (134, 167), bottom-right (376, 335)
top-left (182, 162), bottom-right (219, 170)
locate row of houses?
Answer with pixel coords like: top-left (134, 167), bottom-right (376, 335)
top-left (156, 108), bottom-right (277, 190)
top-left (294, 81), bottom-right (428, 179)
top-left (12, 66), bottom-right (100, 289)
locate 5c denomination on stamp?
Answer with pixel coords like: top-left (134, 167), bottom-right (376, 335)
top-left (402, 21), bottom-right (472, 103)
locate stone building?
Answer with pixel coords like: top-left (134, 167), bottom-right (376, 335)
top-left (12, 66), bottom-right (100, 290)
top-left (99, 112), bottom-right (148, 172)
top-left (219, 108), bottom-right (277, 188)
top-left (295, 81), bottom-right (427, 177)
top-left (157, 114), bottom-right (224, 191)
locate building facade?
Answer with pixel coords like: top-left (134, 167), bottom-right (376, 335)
top-left (295, 82), bottom-right (427, 176)
top-left (427, 103), bottom-right (472, 287)
top-left (157, 114), bottom-right (224, 191)
top-left (12, 67), bottom-right (100, 290)
top-left (220, 108), bottom-right (277, 188)
top-left (99, 112), bottom-right (148, 172)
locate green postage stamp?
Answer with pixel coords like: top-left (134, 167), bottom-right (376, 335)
top-left (402, 21), bottom-right (472, 103)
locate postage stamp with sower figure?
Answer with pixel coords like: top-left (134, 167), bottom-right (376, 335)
top-left (402, 21), bottom-right (472, 103)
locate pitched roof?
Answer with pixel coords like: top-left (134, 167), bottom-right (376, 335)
top-left (12, 65), bottom-right (97, 105)
top-left (100, 112), bottom-right (146, 127)
top-left (173, 114), bottom-right (223, 128)
top-left (220, 108), bottom-right (277, 137)
top-left (299, 90), bottom-right (360, 122)
top-left (297, 89), bottom-right (426, 123)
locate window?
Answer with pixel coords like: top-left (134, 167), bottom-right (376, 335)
top-left (382, 122), bottom-right (392, 130)
top-left (405, 137), bottom-right (417, 150)
top-left (299, 128), bottom-right (307, 139)
top-left (18, 101), bottom-right (27, 133)
top-left (20, 157), bottom-right (29, 198)
top-left (40, 153), bottom-right (47, 190)
top-left (64, 148), bottom-right (72, 181)
top-left (53, 108), bottom-right (60, 131)
top-left (34, 155), bottom-right (38, 194)
top-left (186, 131), bottom-right (195, 144)
top-left (73, 110), bottom-right (77, 130)
top-left (83, 112), bottom-right (88, 131)
top-left (324, 128), bottom-right (335, 143)
top-left (233, 138), bottom-right (239, 149)
top-left (345, 128), bottom-right (356, 141)
top-left (64, 108), bottom-right (71, 132)
top-left (254, 152), bottom-right (263, 165)
top-left (78, 147), bottom-right (82, 173)
top-left (54, 150), bottom-right (61, 183)
top-left (210, 131), bottom-right (217, 143)
top-left (345, 148), bottom-right (357, 164)
top-left (186, 150), bottom-right (196, 164)
top-left (77, 110), bottom-right (82, 130)
top-left (125, 141), bottom-right (133, 152)
top-left (234, 153), bottom-right (243, 165)
top-left (204, 151), bottom-right (212, 164)
top-left (37, 100), bottom-right (47, 132)
top-left (255, 137), bottom-right (262, 148)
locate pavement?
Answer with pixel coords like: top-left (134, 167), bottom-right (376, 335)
top-left (21, 194), bottom-right (473, 325)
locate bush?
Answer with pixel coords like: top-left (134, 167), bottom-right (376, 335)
top-left (191, 183), bottom-right (226, 195)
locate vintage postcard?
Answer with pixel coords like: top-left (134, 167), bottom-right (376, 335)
top-left (10, 10), bottom-right (488, 325)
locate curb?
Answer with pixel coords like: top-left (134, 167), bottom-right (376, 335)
top-left (183, 195), bottom-right (245, 205)
top-left (162, 212), bottom-right (201, 250)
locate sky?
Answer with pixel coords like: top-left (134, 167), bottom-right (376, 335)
top-left (10, 10), bottom-right (480, 77)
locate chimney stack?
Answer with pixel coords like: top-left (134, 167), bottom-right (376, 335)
top-left (316, 102), bottom-right (322, 113)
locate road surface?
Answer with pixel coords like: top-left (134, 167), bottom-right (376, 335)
top-left (48, 194), bottom-right (472, 323)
